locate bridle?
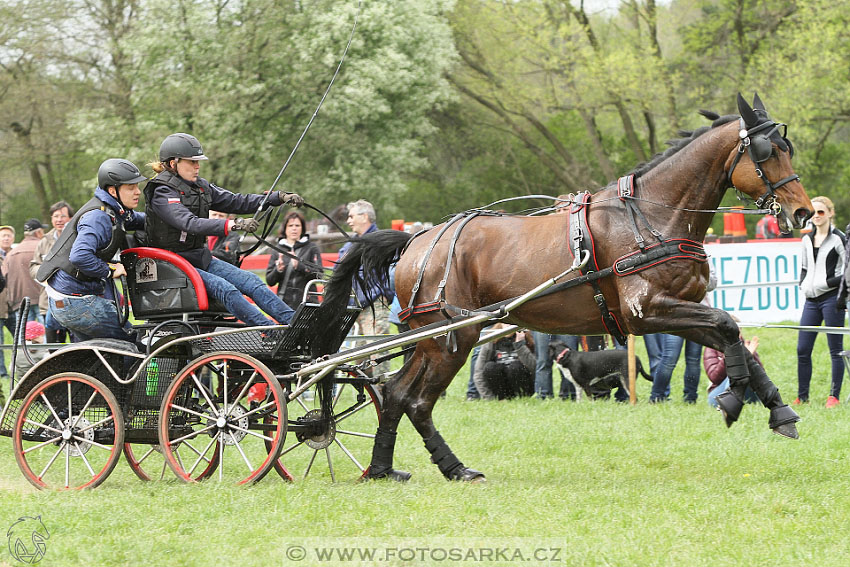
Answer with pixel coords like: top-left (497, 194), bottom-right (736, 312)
top-left (727, 118), bottom-right (799, 215)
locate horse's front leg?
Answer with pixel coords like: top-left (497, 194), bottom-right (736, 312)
top-left (632, 300), bottom-right (799, 438)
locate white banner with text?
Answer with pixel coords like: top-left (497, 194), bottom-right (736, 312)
top-left (705, 240), bottom-right (802, 324)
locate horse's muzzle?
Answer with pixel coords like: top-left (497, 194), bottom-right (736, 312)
top-left (794, 207), bottom-right (813, 228)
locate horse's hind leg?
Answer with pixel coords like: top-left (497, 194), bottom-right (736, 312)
top-left (366, 358), bottom-right (416, 482)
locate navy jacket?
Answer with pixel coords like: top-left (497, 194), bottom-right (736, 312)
top-left (337, 223), bottom-right (394, 306)
top-left (49, 188), bottom-right (145, 297)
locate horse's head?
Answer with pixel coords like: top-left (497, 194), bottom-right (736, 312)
top-left (726, 93), bottom-right (813, 232)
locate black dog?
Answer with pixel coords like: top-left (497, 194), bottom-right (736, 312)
top-left (549, 341), bottom-right (653, 399)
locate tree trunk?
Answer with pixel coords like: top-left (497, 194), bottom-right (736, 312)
top-left (615, 101), bottom-right (647, 163)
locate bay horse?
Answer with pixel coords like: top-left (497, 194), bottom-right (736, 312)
top-left (311, 93), bottom-right (813, 482)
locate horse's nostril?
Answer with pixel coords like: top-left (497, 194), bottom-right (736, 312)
top-left (795, 208), bottom-right (813, 225)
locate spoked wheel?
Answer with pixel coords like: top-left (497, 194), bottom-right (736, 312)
top-left (158, 351), bottom-right (286, 485)
top-left (123, 442), bottom-right (218, 482)
top-left (13, 373), bottom-right (125, 490)
top-left (270, 371), bottom-right (382, 482)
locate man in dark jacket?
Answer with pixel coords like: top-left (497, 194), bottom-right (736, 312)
top-left (144, 133), bottom-right (302, 326)
top-left (38, 159), bottom-right (146, 342)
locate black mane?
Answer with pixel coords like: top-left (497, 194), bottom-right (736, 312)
top-left (629, 112), bottom-right (739, 177)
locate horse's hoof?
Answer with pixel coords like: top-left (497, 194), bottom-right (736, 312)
top-left (769, 405), bottom-right (800, 439)
top-left (716, 390), bottom-right (744, 427)
top-left (772, 422), bottom-right (799, 439)
top-left (448, 467), bottom-right (486, 483)
top-left (363, 468), bottom-right (412, 482)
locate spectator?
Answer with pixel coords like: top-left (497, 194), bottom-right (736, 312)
top-left (796, 195), bottom-right (845, 408)
top-left (338, 200), bottom-right (394, 376)
top-left (144, 133), bottom-right (302, 326)
top-left (0, 225), bottom-right (16, 380)
top-left (755, 213), bottom-right (781, 239)
top-left (647, 334), bottom-right (703, 403)
top-left (705, 333), bottom-right (761, 409)
top-left (3, 218), bottom-right (44, 329)
top-left (472, 324), bottom-right (535, 400)
top-left (532, 332), bottom-right (578, 400)
top-left (14, 320), bottom-right (49, 377)
top-left (266, 211), bottom-right (323, 308)
top-left (38, 159), bottom-right (147, 342)
top-left (30, 201), bottom-right (75, 343)
top-left (207, 210), bottom-right (241, 265)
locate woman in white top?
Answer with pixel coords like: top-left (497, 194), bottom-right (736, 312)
top-left (796, 196), bottom-right (846, 407)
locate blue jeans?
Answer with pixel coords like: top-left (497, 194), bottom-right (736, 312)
top-left (0, 316), bottom-right (15, 377)
top-left (49, 295), bottom-right (131, 342)
top-left (199, 258), bottom-right (294, 326)
top-left (649, 334), bottom-right (703, 402)
top-left (797, 292), bottom-right (845, 401)
top-left (11, 304), bottom-right (43, 332)
top-left (466, 330), bottom-right (488, 399)
top-left (707, 377), bottom-right (760, 408)
top-left (643, 334), bottom-right (663, 376)
top-left (533, 332), bottom-right (578, 399)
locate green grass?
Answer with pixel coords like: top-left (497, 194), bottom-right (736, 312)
top-left (1, 326), bottom-right (849, 567)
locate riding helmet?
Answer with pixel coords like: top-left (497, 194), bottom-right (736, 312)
top-left (97, 158), bottom-right (147, 190)
top-left (158, 133), bottom-right (209, 162)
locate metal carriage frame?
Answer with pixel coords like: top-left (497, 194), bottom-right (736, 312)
top-left (1, 246), bottom-right (576, 490)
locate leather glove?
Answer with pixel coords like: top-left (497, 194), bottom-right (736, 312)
top-left (231, 217), bottom-right (259, 232)
top-left (279, 191), bottom-right (304, 207)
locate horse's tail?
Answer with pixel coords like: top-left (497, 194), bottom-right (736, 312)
top-left (312, 229), bottom-right (413, 356)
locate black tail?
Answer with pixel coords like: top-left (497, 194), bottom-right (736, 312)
top-left (311, 229), bottom-right (413, 356)
top-left (637, 358), bottom-right (653, 382)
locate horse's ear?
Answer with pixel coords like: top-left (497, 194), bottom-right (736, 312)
top-left (752, 92), bottom-right (766, 112)
top-left (737, 92), bottom-right (758, 128)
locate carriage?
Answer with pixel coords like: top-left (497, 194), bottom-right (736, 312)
top-left (0, 247), bottom-right (380, 489)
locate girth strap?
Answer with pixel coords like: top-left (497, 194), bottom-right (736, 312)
top-left (435, 212), bottom-right (484, 306)
top-left (618, 174), bottom-right (663, 251)
top-left (406, 212), bottom-right (466, 313)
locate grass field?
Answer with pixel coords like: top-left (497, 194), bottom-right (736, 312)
top-left (0, 326), bottom-right (848, 567)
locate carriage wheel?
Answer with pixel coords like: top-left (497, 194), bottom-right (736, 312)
top-left (158, 351), bottom-right (286, 485)
top-left (12, 373), bottom-right (124, 490)
top-left (123, 442), bottom-right (219, 482)
top-left (269, 371), bottom-right (381, 482)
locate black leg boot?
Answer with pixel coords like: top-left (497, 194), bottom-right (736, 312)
top-left (44, 329), bottom-right (62, 344)
top-left (746, 356), bottom-right (800, 439)
top-left (424, 431), bottom-right (485, 482)
top-left (364, 427), bottom-right (411, 482)
top-left (715, 341), bottom-right (748, 427)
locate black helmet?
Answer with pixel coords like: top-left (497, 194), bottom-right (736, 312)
top-left (97, 158), bottom-right (147, 189)
top-left (159, 133), bottom-right (209, 162)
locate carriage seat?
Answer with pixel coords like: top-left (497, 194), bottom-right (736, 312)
top-left (120, 247), bottom-right (230, 321)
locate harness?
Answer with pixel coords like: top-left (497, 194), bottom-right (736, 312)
top-left (398, 178), bottom-right (708, 346)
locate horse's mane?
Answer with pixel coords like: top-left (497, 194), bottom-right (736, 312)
top-left (628, 112), bottom-right (739, 177)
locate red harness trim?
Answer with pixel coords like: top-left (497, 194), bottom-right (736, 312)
top-left (613, 239), bottom-right (707, 277)
top-left (398, 301), bottom-right (442, 323)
